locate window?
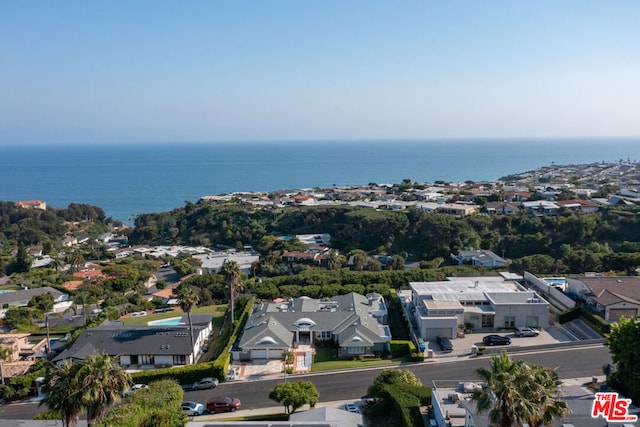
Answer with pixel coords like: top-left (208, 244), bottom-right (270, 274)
top-left (173, 355), bottom-right (186, 365)
top-left (347, 346), bottom-right (366, 355)
top-left (504, 316), bottom-right (515, 328)
top-left (318, 331), bottom-right (332, 340)
top-left (526, 316), bottom-right (539, 327)
top-left (140, 355), bottom-right (155, 365)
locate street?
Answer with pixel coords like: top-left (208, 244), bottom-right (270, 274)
top-left (0, 343), bottom-right (611, 420)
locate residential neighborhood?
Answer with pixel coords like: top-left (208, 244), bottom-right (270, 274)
top-left (1, 159), bottom-right (639, 426)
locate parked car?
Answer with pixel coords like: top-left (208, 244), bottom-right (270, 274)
top-left (514, 327), bottom-right (539, 337)
top-left (344, 401), bottom-right (360, 413)
top-left (206, 396), bottom-right (241, 414)
top-left (181, 401), bottom-right (205, 416)
top-left (436, 335), bottom-right (453, 352)
top-left (192, 377), bottom-right (219, 390)
top-left (122, 383), bottom-right (148, 397)
top-left (482, 335), bottom-right (511, 346)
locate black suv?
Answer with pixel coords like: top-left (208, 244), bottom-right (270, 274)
top-left (482, 335), bottom-right (511, 346)
top-left (436, 335), bottom-right (453, 352)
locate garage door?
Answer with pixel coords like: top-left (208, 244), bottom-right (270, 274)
top-left (425, 328), bottom-right (451, 340)
top-left (251, 349), bottom-right (268, 359)
top-left (609, 309), bottom-right (638, 322)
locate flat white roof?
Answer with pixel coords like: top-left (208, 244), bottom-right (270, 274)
top-left (410, 278), bottom-right (519, 302)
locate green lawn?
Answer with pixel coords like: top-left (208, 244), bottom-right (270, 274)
top-left (122, 304), bottom-right (227, 326)
top-left (311, 345), bottom-right (404, 372)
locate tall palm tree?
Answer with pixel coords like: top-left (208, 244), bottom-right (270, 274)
top-left (76, 353), bottom-right (131, 426)
top-left (524, 364), bottom-right (570, 427)
top-left (42, 362), bottom-right (83, 427)
top-left (174, 283), bottom-right (199, 352)
top-left (42, 354), bottom-right (130, 427)
top-left (472, 351), bottom-right (568, 427)
top-left (68, 252), bottom-right (85, 273)
top-left (220, 260), bottom-right (241, 326)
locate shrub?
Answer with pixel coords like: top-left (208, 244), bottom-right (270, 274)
top-left (389, 340), bottom-right (411, 358)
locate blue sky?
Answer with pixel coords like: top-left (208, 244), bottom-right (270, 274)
top-left (1, 1), bottom-right (639, 144)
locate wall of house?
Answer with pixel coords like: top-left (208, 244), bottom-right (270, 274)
top-left (418, 316), bottom-right (458, 339)
top-left (492, 303), bottom-right (549, 328)
top-left (606, 302), bottom-right (640, 322)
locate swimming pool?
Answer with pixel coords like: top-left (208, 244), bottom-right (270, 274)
top-left (147, 317), bottom-right (183, 326)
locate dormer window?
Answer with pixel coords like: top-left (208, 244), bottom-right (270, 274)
top-left (256, 336), bottom-right (278, 345)
top-left (293, 318), bottom-right (317, 328)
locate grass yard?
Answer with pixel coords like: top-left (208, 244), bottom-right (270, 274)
top-left (311, 345), bottom-right (401, 372)
top-left (121, 304), bottom-right (227, 327)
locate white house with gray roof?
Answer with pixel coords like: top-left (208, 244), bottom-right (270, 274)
top-left (53, 314), bottom-right (212, 369)
top-left (451, 249), bottom-right (506, 268)
top-left (235, 293), bottom-right (391, 365)
top-left (408, 276), bottom-right (549, 339)
top-left (0, 286), bottom-right (68, 318)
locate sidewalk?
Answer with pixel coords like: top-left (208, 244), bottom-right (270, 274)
top-left (192, 399), bottom-right (354, 421)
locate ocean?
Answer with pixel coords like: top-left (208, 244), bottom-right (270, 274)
top-left (1, 138), bottom-right (638, 224)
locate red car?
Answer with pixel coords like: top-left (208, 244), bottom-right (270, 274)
top-left (206, 396), bottom-right (241, 414)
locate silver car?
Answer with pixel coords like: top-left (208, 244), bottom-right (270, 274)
top-left (514, 327), bottom-right (539, 337)
top-left (192, 377), bottom-right (219, 390)
top-left (182, 401), bottom-right (205, 416)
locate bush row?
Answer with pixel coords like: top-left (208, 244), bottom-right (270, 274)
top-left (96, 379), bottom-right (186, 427)
top-left (212, 296), bottom-right (256, 381)
top-left (382, 383), bottom-right (432, 427)
top-left (558, 304), bottom-right (610, 335)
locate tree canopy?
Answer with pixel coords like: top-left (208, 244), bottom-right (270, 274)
top-left (606, 316), bottom-right (640, 405)
top-left (268, 380), bottom-right (319, 414)
top-left (472, 351), bottom-right (569, 427)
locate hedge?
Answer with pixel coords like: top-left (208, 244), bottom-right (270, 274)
top-left (381, 383), bottom-right (431, 427)
top-left (212, 296), bottom-right (255, 381)
top-left (97, 379), bottom-right (186, 427)
top-left (558, 305), bottom-right (610, 335)
top-left (389, 340), bottom-right (411, 358)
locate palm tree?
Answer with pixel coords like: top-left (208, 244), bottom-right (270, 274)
top-left (524, 364), bottom-right (570, 427)
top-left (68, 252), bottom-right (85, 273)
top-left (76, 353), bottom-right (131, 426)
top-left (42, 362), bottom-right (83, 427)
top-left (174, 283), bottom-right (199, 352)
top-left (472, 351), bottom-right (568, 427)
top-left (220, 260), bottom-right (241, 326)
top-left (42, 354), bottom-right (130, 427)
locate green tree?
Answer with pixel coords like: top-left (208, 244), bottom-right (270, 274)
top-left (3, 306), bottom-right (37, 330)
top-left (388, 255), bottom-right (405, 271)
top-left (75, 353), bottom-right (131, 426)
top-left (13, 243), bottom-right (32, 273)
top-left (349, 250), bottom-right (367, 271)
top-left (607, 316), bottom-right (640, 405)
top-left (367, 368), bottom-right (422, 397)
top-left (269, 380), bottom-right (319, 414)
top-left (29, 292), bottom-right (55, 313)
top-left (42, 362), bottom-right (83, 427)
top-left (472, 351), bottom-right (569, 427)
top-left (173, 283), bottom-right (199, 351)
top-left (220, 260), bottom-right (242, 326)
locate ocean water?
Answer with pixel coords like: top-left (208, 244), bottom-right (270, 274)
top-left (1, 139), bottom-right (638, 223)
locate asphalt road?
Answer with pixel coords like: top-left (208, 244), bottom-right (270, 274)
top-left (0, 343), bottom-right (610, 420)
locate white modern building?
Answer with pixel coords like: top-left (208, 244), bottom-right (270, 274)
top-left (408, 276), bottom-right (549, 339)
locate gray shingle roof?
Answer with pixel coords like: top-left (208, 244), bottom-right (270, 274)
top-left (0, 286), bottom-right (65, 305)
top-left (240, 293), bottom-right (387, 350)
top-left (54, 315), bottom-right (212, 362)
